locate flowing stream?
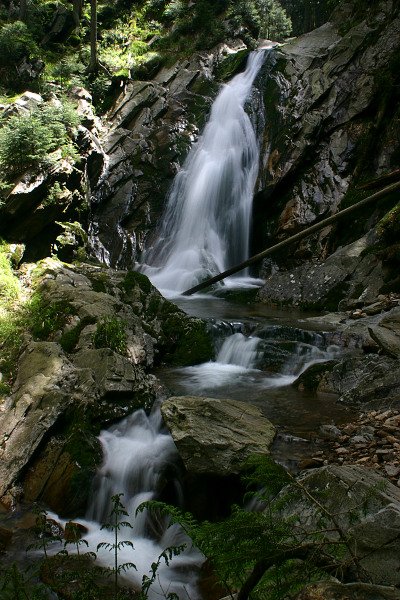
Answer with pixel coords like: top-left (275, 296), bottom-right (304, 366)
top-left (46, 51), bottom-right (353, 598)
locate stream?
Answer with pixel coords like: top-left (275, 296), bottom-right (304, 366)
top-left (10, 48), bottom-right (354, 599)
top-left (60, 47), bottom-right (355, 599)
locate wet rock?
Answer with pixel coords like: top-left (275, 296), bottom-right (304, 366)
top-left (161, 396), bottom-right (276, 476)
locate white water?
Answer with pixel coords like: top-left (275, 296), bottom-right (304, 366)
top-left (175, 332), bottom-right (340, 394)
top-left (56, 409), bottom-right (202, 599)
top-left (141, 50), bottom-right (265, 294)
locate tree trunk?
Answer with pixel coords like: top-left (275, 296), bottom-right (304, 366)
top-left (19, 0), bottom-right (27, 21)
top-left (72, 0), bottom-right (83, 28)
top-left (87, 0), bottom-right (99, 72)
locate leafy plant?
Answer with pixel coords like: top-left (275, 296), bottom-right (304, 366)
top-left (93, 317), bottom-right (127, 354)
top-left (0, 562), bottom-right (50, 600)
top-left (0, 99), bottom-right (80, 178)
top-left (97, 493), bottom-right (137, 599)
top-left (140, 456), bottom-right (388, 600)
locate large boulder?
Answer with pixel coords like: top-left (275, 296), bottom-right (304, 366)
top-left (160, 396), bottom-right (276, 476)
top-left (284, 465), bottom-right (400, 586)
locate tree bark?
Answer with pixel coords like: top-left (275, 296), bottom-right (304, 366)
top-left (19, 0), bottom-right (27, 21)
top-left (87, 0), bottom-right (99, 72)
top-left (72, 0), bottom-right (83, 28)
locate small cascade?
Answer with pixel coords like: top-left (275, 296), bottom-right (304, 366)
top-left (162, 317), bottom-right (341, 398)
top-left (282, 343), bottom-right (340, 377)
top-left (65, 408), bottom-right (202, 599)
top-left (141, 50), bottom-right (267, 294)
top-left (216, 332), bottom-right (261, 369)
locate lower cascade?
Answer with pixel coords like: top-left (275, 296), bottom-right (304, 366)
top-left (55, 408), bottom-right (202, 599)
top-left (141, 50), bottom-right (267, 295)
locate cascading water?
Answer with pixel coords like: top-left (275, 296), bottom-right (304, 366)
top-left (141, 50), bottom-right (266, 294)
top-left (52, 408), bottom-right (202, 599)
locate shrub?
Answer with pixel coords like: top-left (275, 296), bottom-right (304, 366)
top-left (0, 99), bottom-right (80, 177)
top-left (0, 21), bottom-right (38, 67)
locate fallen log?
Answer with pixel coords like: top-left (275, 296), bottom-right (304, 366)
top-left (182, 180), bottom-right (400, 296)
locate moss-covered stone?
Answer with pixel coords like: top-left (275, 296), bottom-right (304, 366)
top-left (214, 49), bottom-right (249, 82)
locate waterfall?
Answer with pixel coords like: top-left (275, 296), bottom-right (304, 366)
top-left (57, 408), bottom-right (202, 599)
top-left (141, 50), bottom-right (266, 294)
top-left (216, 332), bottom-right (261, 369)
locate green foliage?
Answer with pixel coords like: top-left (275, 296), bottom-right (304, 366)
top-left (0, 243), bottom-right (22, 394)
top-left (0, 99), bottom-right (80, 178)
top-left (258, 0), bottom-right (292, 40)
top-left (142, 455), bottom-right (383, 600)
top-left (26, 292), bottom-right (75, 340)
top-left (93, 317), bottom-right (127, 354)
top-left (0, 21), bottom-right (38, 67)
top-left (0, 562), bottom-right (50, 600)
top-left (0, 242), bottom-right (20, 307)
top-left (52, 58), bottom-right (85, 87)
top-left (98, 493), bottom-right (136, 599)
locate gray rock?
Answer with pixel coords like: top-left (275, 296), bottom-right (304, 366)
top-left (0, 342), bottom-right (75, 501)
top-left (0, 259), bottom-right (212, 512)
top-left (285, 465), bottom-right (400, 585)
top-left (368, 325), bottom-right (400, 358)
top-left (161, 396), bottom-right (276, 476)
top-left (257, 235), bottom-right (384, 311)
top-left (294, 581), bottom-right (400, 600)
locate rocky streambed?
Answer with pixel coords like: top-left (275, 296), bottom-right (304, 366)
top-left (0, 261), bottom-right (400, 598)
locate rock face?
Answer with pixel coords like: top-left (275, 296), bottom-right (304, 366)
top-left (285, 465), bottom-right (400, 586)
top-left (0, 259), bottom-right (212, 514)
top-left (89, 44), bottom-right (249, 267)
top-left (160, 396), bottom-right (276, 476)
top-left (254, 1), bottom-right (400, 308)
top-left (257, 234), bottom-right (385, 310)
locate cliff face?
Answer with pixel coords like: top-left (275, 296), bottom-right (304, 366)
top-left (253, 0), bottom-right (400, 308)
top-left (89, 45), bottom-right (249, 268)
top-left (89, 0), bottom-right (400, 310)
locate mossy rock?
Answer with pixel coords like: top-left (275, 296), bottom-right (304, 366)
top-left (214, 49), bottom-right (249, 82)
top-left (160, 311), bottom-right (213, 366)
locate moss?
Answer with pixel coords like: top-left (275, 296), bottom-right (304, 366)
top-left (27, 293), bottom-right (76, 340)
top-left (376, 202), bottom-right (400, 244)
top-left (60, 316), bottom-right (95, 353)
top-left (214, 49), bottom-right (249, 82)
top-left (63, 428), bottom-right (102, 511)
top-left (161, 312), bottom-right (213, 366)
top-left (121, 269), bottom-right (152, 295)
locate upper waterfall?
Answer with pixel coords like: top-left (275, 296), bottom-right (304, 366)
top-left (141, 50), bottom-right (266, 294)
